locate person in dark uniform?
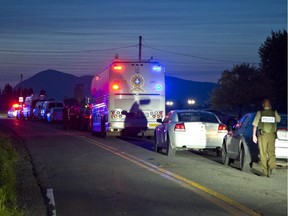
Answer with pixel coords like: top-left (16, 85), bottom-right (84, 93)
top-left (63, 105), bottom-right (70, 130)
top-left (252, 99), bottom-right (281, 177)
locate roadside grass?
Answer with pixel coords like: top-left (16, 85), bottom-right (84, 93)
top-left (0, 136), bottom-right (23, 216)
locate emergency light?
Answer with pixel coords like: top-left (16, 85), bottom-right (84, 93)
top-left (152, 66), bottom-right (162, 72)
top-left (112, 84), bottom-right (120, 90)
top-left (113, 65), bottom-right (123, 71)
top-left (155, 84), bottom-right (162, 91)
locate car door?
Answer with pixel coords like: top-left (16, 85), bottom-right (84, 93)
top-left (230, 114), bottom-right (252, 157)
top-left (158, 112), bottom-right (173, 147)
top-left (226, 114), bottom-right (248, 158)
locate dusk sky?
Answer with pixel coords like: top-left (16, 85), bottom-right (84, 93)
top-left (0, 0), bottom-right (286, 90)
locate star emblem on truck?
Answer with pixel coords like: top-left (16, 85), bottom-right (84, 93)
top-left (130, 74), bottom-right (144, 92)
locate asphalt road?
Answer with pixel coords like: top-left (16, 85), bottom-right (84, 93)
top-left (1, 117), bottom-right (287, 216)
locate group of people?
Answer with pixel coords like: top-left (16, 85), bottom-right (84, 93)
top-left (63, 105), bottom-right (91, 131)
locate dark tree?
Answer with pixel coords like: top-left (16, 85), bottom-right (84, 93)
top-left (259, 30), bottom-right (287, 111)
top-left (210, 64), bottom-right (272, 117)
top-left (1, 84), bottom-right (15, 110)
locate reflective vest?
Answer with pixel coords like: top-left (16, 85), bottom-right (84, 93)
top-left (258, 110), bottom-right (277, 133)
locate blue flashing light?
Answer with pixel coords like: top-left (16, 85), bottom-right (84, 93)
top-left (155, 84), bottom-right (162, 91)
top-left (152, 65), bottom-right (162, 72)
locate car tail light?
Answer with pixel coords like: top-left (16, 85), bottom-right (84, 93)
top-left (112, 84), bottom-right (120, 90)
top-left (278, 128), bottom-right (288, 131)
top-left (218, 124), bottom-right (228, 133)
top-left (174, 123), bottom-right (185, 131)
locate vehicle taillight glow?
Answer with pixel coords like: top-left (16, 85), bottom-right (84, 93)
top-left (113, 65), bottom-right (123, 71)
top-left (218, 124), bottom-right (227, 133)
top-left (12, 104), bottom-right (19, 108)
top-left (112, 84), bottom-right (120, 90)
top-left (174, 123), bottom-right (185, 131)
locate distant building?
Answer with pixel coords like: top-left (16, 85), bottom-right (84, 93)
top-left (74, 84), bottom-right (83, 103)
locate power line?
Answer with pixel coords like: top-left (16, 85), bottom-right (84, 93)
top-left (143, 45), bottom-right (258, 65)
top-left (0, 45), bottom-right (138, 54)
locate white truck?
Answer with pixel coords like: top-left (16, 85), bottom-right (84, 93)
top-left (91, 58), bottom-right (166, 137)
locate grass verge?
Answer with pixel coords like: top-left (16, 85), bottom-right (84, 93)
top-left (0, 136), bottom-right (23, 216)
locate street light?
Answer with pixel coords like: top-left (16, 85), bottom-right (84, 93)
top-left (166, 101), bottom-right (174, 106)
top-left (187, 99), bottom-right (196, 105)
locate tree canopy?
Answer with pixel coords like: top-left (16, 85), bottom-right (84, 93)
top-left (259, 30), bottom-right (287, 111)
top-left (210, 64), bottom-right (272, 116)
top-left (211, 30), bottom-right (287, 115)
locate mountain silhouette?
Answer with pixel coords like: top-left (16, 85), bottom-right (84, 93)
top-left (14, 69), bottom-right (93, 100)
top-left (14, 69), bottom-right (217, 105)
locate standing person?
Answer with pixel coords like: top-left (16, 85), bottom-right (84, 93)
top-left (63, 105), bottom-right (70, 130)
top-left (252, 99), bottom-right (281, 177)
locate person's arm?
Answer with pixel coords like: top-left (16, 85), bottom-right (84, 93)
top-left (252, 126), bottom-right (258, 143)
top-left (252, 111), bottom-right (260, 144)
top-left (275, 110), bottom-right (281, 123)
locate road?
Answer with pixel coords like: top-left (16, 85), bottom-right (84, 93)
top-left (1, 117), bottom-right (287, 216)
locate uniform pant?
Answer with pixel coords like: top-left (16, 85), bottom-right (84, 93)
top-left (258, 132), bottom-right (276, 174)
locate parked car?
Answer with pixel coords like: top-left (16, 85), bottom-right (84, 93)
top-left (154, 110), bottom-right (228, 156)
top-left (7, 104), bottom-right (21, 118)
top-left (206, 109), bottom-right (238, 127)
top-left (33, 101), bottom-right (45, 120)
top-left (222, 113), bottom-right (288, 172)
top-left (41, 101), bottom-right (64, 121)
top-left (46, 107), bottom-right (64, 123)
top-left (275, 115), bottom-right (288, 159)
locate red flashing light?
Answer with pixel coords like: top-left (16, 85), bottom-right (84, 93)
top-left (218, 124), bottom-right (228, 133)
top-left (112, 84), bottom-right (120, 90)
top-left (174, 123), bottom-right (185, 131)
top-left (12, 104), bottom-right (20, 108)
top-left (113, 65), bottom-right (123, 71)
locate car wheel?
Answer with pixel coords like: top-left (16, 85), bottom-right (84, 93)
top-left (221, 142), bottom-right (230, 166)
top-left (240, 145), bottom-right (250, 172)
top-left (154, 134), bottom-right (162, 153)
top-left (166, 135), bottom-right (176, 157)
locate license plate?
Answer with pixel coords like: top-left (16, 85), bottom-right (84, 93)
top-left (148, 123), bottom-right (160, 128)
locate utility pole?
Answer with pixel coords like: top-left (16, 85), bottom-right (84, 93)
top-left (138, 35), bottom-right (142, 61)
top-left (20, 74), bottom-right (23, 97)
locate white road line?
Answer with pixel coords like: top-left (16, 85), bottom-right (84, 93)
top-left (46, 188), bottom-right (57, 216)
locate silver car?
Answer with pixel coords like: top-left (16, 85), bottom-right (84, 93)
top-left (154, 110), bottom-right (228, 156)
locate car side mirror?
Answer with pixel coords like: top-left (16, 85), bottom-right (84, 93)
top-left (228, 125), bottom-right (233, 132)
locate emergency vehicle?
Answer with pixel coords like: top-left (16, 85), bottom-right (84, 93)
top-left (91, 57), bottom-right (165, 137)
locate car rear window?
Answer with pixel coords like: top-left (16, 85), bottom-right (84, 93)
top-left (177, 112), bottom-right (218, 123)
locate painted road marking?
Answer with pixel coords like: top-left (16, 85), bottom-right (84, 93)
top-left (79, 136), bottom-right (260, 216)
top-left (47, 188), bottom-right (56, 216)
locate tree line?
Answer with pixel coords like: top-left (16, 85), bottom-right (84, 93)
top-left (0, 85), bottom-right (48, 111)
top-left (210, 30), bottom-right (287, 116)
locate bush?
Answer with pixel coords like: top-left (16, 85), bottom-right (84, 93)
top-left (0, 136), bottom-right (23, 216)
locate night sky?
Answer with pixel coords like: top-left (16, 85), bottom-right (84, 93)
top-left (0, 0), bottom-right (286, 90)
